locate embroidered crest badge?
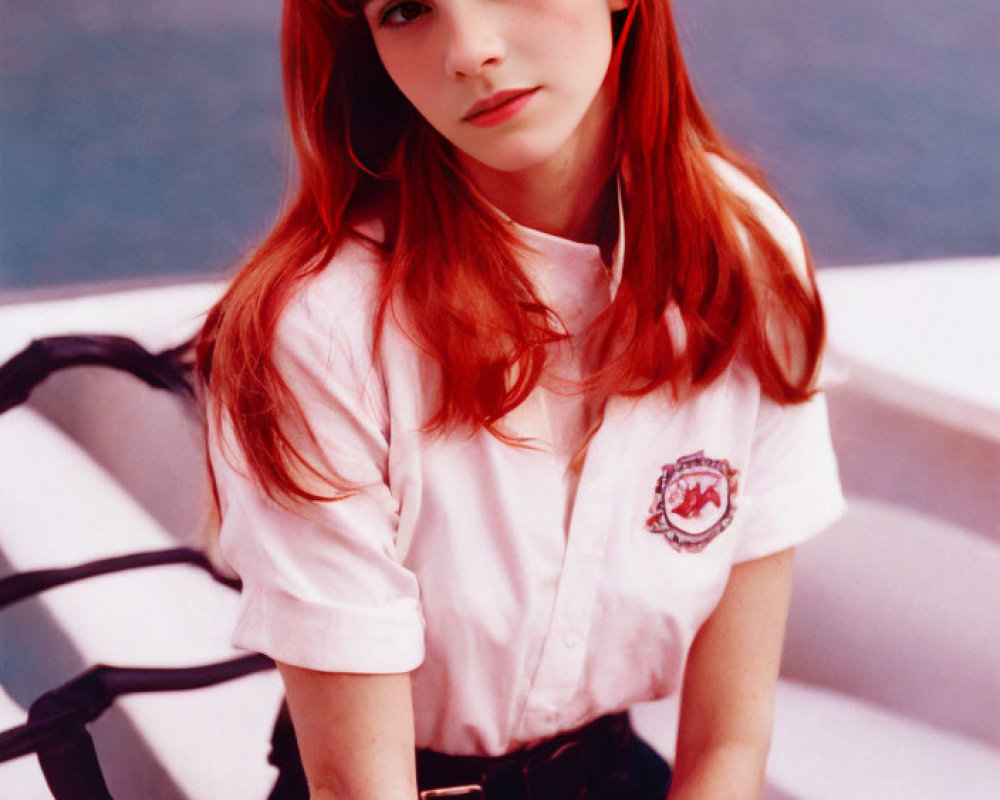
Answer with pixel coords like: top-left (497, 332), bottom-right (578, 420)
top-left (646, 450), bottom-right (738, 552)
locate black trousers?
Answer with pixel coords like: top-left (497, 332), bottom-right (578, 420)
top-left (266, 703), bottom-right (672, 800)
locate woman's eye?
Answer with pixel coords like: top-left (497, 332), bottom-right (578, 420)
top-left (380, 1), bottom-right (428, 27)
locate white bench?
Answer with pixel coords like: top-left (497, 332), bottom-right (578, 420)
top-left (2, 269), bottom-right (998, 798)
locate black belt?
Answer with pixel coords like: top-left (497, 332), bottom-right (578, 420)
top-left (416, 713), bottom-right (635, 800)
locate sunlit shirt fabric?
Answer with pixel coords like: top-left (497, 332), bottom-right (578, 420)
top-left (209, 165), bottom-right (846, 757)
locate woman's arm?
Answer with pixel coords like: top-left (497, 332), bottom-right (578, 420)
top-left (669, 547), bottom-right (796, 800)
top-left (277, 663), bottom-right (418, 800)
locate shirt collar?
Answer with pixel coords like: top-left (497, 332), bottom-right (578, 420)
top-left (498, 175), bottom-right (626, 304)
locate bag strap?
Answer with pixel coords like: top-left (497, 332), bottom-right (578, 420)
top-left (0, 334), bottom-right (195, 415)
top-left (0, 547), bottom-right (274, 797)
top-left (0, 656), bottom-right (274, 796)
top-left (0, 546), bottom-right (239, 611)
top-left (0, 335), bottom-right (271, 797)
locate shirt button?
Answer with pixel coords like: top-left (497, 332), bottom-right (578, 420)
top-left (563, 630), bottom-right (583, 648)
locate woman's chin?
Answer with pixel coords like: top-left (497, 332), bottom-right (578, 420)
top-left (454, 137), bottom-right (573, 180)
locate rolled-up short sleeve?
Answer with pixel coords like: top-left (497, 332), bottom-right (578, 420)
top-left (708, 154), bottom-right (846, 562)
top-left (733, 390), bottom-right (846, 563)
top-left (209, 264), bottom-right (424, 673)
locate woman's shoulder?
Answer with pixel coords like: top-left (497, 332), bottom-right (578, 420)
top-left (277, 222), bottom-right (388, 355)
top-left (706, 152), bottom-right (808, 281)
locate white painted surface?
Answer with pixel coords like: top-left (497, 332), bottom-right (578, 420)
top-left (631, 680), bottom-right (1000, 800)
top-left (0, 281), bottom-right (224, 364)
top-left (819, 257), bottom-right (1000, 441)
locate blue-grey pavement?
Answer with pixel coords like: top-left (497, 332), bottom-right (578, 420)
top-left (2, 0), bottom-right (998, 291)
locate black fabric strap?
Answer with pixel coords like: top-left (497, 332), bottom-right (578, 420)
top-left (0, 656), bottom-right (274, 764)
top-left (0, 334), bottom-right (269, 798)
top-left (0, 544), bottom-right (273, 800)
top-left (0, 654), bottom-right (274, 800)
top-left (0, 546), bottom-right (240, 610)
top-left (0, 544), bottom-right (262, 771)
top-left (0, 333), bottom-right (195, 415)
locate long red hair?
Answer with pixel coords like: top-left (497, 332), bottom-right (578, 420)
top-left (197, 0), bottom-right (825, 503)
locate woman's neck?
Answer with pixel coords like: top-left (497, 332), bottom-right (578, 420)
top-left (457, 94), bottom-right (619, 250)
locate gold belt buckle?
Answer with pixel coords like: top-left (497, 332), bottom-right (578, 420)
top-left (419, 785), bottom-right (486, 799)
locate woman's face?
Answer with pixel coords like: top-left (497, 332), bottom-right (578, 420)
top-left (363, 0), bottom-right (628, 176)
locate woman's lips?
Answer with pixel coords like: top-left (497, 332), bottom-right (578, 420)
top-left (462, 88), bottom-right (539, 128)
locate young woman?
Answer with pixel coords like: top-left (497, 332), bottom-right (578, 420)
top-left (198, 1), bottom-right (845, 798)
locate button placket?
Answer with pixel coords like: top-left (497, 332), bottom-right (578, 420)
top-left (514, 403), bottom-right (625, 737)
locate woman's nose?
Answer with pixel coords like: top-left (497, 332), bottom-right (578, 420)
top-left (441, 4), bottom-right (506, 78)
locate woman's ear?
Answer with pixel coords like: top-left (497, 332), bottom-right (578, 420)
top-left (608, 0), bottom-right (630, 11)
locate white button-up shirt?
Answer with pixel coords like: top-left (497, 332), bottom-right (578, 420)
top-left (211, 165), bottom-right (845, 756)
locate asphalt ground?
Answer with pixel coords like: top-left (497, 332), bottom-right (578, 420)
top-left (2, 0), bottom-right (998, 290)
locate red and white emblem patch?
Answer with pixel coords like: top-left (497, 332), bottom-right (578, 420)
top-left (646, 451), bottom-right (738, 552)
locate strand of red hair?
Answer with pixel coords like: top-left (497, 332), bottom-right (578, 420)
top-left (198, 0), bottom-right (826, 505)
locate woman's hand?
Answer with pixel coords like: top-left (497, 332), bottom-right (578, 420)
top-left (669, 548), bottom-right (797, 800)
top-left (277, 663), bottom-right (418, 800)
